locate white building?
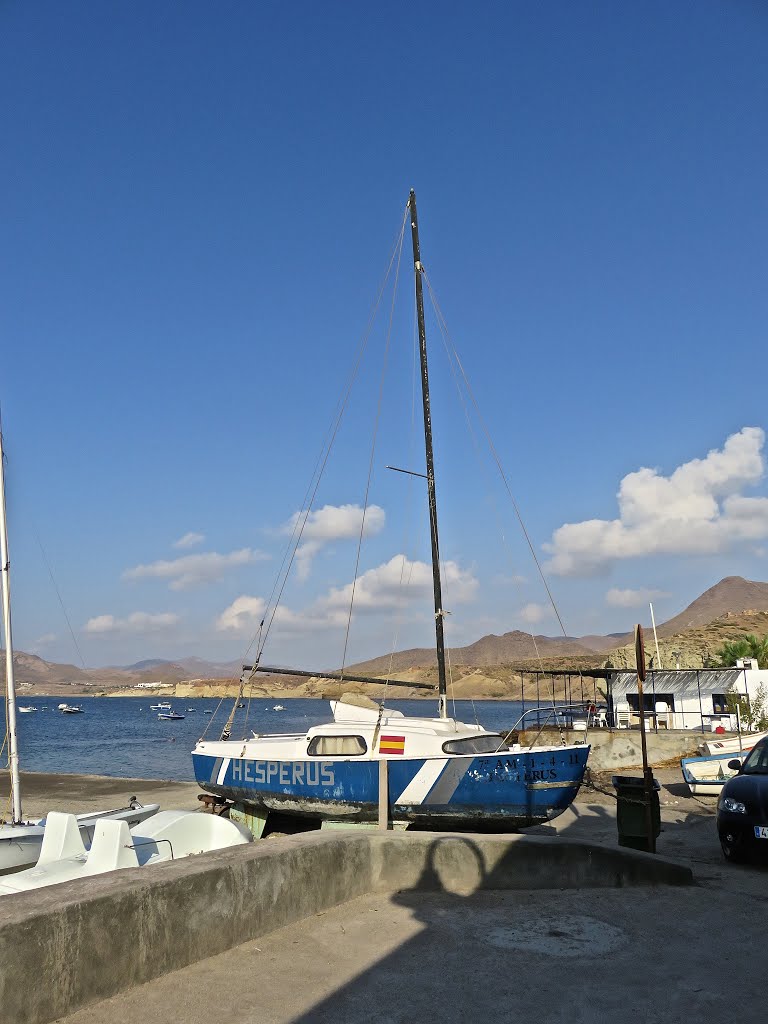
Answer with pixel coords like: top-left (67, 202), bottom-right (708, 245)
top-left (606, 659), bottom-right (768, 731)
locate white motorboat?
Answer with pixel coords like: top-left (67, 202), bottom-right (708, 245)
top-left (59, 704), bottom-right (84, 714)
top-left (150, 702), bottom-right (172, 711)
top-left (272, 704), bottom-right (286, 711)
top-left (158, 711), bottom-right (185, 720)
top-left (0, 419), bottom-right (159, 874)
top-left (18, 707), bottom-right (37, 713)
top-left (0, 810), bottom-right (251, 895)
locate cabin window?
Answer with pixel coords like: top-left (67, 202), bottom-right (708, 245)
top-left (442, 735), bottom-right (507, 755)
top-left (712, 694), bottom-right (730, 714)
top-left (307, 735), bottom-right (367, 756)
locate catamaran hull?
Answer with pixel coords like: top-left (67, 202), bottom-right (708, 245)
top-left (193, 746), bottom-right (590, 828)
top-left (0, 803), bottom-right (160, 874)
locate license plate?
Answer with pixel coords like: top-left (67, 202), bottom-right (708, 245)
top-left (754, 826), bottom-right (768, 839)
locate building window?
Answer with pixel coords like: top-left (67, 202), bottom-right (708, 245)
top-left (626, 693), bottom-right (675, 712)
top-left (712, 693), bottom-right (730, 714)
top-left (307, 735), bottom-right (367, 756)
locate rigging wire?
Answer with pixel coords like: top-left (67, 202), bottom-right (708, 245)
top-left (423, 270), bottom-right (568, 745)
top-left (339, 210), bottom-right (406, 680)
top-left (255, 203), bottom-right (411, 670)
top-left (380, 301), bottom-right (421, 712)
top-left (199, 203), bottom-right (411, 742)
top-left (423, 270), bottom-right (569, 641)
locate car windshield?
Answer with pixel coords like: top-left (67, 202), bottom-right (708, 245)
top-left (740, 741), bottom-right (768, 775)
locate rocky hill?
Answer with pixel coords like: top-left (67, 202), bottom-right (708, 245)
top-left (5, 576), bottom-right (768, 697)
top-left (656, 576), bottom-right (768, 637)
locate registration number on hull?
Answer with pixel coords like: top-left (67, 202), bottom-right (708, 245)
top-left (754, 826), bottom-right (768, 839)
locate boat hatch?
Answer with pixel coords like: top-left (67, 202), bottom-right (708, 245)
top-left (307, 735), bottom-right (368, 756)
top-left (442, 735), bottom-right (508, 755)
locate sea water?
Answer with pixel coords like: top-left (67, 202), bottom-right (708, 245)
top-left (13, 697), bottom-right (539, 781)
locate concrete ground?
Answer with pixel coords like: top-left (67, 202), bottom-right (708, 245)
top-left (51, 766), bottom-right (768, 1024)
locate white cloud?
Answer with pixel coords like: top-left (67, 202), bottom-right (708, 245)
top-left (316, 555), bottom-right (478, 617)
top-left (519, 602), bottom-right (552, 625)
top-left (605, 587), bottom-right (671, 608)
top-left (31, 633), bottom-right (57, 650)
top-left (284, 504), bottom-right (386, 580)
top-left (215, 554), bottom-right (478, 635)
top-left (215, 596), bottom-right (267, 632)
top-left (544, 427), bottom-right (768, 576)
top-left (173, 532), bottom-right (205, 549)
top-left (84, 612), bottom-right (180, 635)
top-left (123, 548), bottom-right (267, 590)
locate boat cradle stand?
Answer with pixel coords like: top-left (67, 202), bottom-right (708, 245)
top-left (196, 794), bottom-right (407, 840)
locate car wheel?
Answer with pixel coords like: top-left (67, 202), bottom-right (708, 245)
top-left (720, 832), bottom-right (747, 864)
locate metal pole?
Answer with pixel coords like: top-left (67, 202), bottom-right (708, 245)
top-left (696, 670), bottom-right (704, 734)
top-left (408, 190), bottom-right (448, 719)
top-left (635, 625), bottom-right (656, 854)
top-left (651, 669), bottom-right (658, 733)
top-left (0, 424), bottom-right (22, 824)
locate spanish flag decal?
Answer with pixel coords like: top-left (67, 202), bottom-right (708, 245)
top-left (379, 734), bottom-right (406, 755)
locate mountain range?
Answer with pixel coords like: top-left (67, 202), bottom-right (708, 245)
top-left (4, 576), bottom-right (768, 694)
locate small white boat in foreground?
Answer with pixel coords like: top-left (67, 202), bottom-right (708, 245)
top-left (0, 810), bottom-right (251, 895)
top-left (59, 704), bottom-right (84, 714)
top-left (0, 800), bottom-right (159, 874)
top-left (18, 706), bottom-right (37, 713)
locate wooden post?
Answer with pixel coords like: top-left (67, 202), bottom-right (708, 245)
top-left (378, 758), bottom-right (389, 830)
top-left (635, 625), bottom-right (656, 854)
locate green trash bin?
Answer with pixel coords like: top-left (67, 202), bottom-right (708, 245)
top-left (611, 775), bottom-right (661, 852)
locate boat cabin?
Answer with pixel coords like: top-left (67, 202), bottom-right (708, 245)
top-left (245, 700), bottom-right (511, 760)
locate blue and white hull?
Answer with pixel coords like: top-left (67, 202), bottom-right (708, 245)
top-left (193, 701), bottom-right (590, 829)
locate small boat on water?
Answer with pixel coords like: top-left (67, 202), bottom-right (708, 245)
top-left (59, 704), bottom-right (84, 714)
top-left (0, 810), bottom-right (251, 895)
top-left (272, 704), bottom-right (285, 711)
top-left (158, 711), bottom-right (185, 720)
top-left (150, 702), bottom-right (172, 711)
top-left (186, 708), bottom-right (197, 712)
top-left (18, 706), bottom-right (37, 713)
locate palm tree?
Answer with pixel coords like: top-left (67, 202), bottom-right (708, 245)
top-left (717, 634), bottom-right (768, 669)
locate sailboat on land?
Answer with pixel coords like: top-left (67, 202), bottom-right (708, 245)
top-left (192, 191), bottom-right (590, 831)
top-left (0, 421), bottom-right (159, 873)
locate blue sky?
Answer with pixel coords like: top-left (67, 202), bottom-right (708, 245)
top-left (1, 2), bottom-right (767, 670)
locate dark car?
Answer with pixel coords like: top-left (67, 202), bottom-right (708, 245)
top-left (717, 736), bottom-right (768, 863)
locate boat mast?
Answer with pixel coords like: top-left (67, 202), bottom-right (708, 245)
top-left (408, 189), bottom-right (448, 719)
top-left (0, 423), bottom-right (22, 823)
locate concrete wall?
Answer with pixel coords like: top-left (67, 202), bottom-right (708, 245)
top-left (520, 729), bottom-right (699, 769)
top-left (0, 831), bottom-right (692, 1024)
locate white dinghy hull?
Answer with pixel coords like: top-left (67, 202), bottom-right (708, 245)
top-left (0, 801), bottom-right (160, 875)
